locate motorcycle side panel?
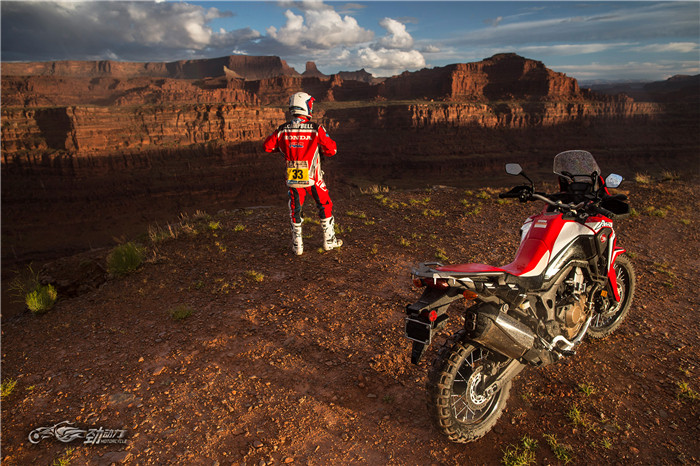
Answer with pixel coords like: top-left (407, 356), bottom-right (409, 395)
top-left (502, 213), bottom-right (592, 278)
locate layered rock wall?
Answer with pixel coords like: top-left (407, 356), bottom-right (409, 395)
top-left (2, 100), bottom-right (661, 162)
top-left (1, 55), bottom-right (300, 80)
top-left (2, 105), bottom-right (284, 158)
top-left (0, 53), bottom-right (668, 163)
top-left (377, 54), bottom-right (583, 101)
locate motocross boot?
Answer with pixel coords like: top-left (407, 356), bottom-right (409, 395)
top-left (291, 221), bottom-right (303, 255)
top-left (321, 216), bottom-right (343, 251)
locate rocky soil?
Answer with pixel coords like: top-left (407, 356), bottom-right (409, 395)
top-left (2, 176), bottom-right (699, 465)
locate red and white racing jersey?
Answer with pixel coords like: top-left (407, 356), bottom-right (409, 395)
top-left (263, 116), bottom-right (337, 188)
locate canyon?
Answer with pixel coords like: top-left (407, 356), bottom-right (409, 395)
top-left (2, 53), bottom-right (698, 266)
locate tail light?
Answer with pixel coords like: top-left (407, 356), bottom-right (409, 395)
top-left (427, 278), bottom-right (450, 289)
top-left (413, 277), bottom-right (450, 289)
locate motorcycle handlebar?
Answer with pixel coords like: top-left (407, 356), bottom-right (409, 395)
top-left (498, 185), bottom-right (530, 199)
top-left (500, 187), bottom-right (623, 218)
top-left (590, 204), bottom-right (616, 218)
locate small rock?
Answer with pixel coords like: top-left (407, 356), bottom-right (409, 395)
top-left (284, 458), bottom-right (294, 464)
top-left (367, 393), bottom-right (377, 398)
top-left (630, 447), bottom-right (639, 455)
top-left (98, 451), bottom-right (131, 465)
top-left (253, 440), bottom-right (264, 448)
top-left (153, 366), bottom-right (166, 376)
top-left (108, 392), bottom-right (135, 406)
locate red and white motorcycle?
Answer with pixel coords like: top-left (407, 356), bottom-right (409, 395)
top-left (404, 150), bottom-right (635, 443)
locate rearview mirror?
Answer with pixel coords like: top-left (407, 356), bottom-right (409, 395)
top-left (505, 163), bottom-right (522, 176)
top-left (605, 174), bottom-right (623, 188)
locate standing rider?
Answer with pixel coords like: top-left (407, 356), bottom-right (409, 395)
top-left (263, 92), bottom-right (343, 255)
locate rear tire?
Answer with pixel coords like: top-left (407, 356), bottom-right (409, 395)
top-left (589, 254), bottom-right (636, 338)
top-left (427, 330), bottom-right (511, 443)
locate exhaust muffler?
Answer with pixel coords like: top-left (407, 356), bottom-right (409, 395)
top-left (468, 304), bottom-right (536, 360)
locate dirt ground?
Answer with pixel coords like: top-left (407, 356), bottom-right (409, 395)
top-left (1, 177), bottom-right (699, 465)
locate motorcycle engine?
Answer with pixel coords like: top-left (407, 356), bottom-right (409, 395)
top-left (555, 268), bottom-right (589, 339)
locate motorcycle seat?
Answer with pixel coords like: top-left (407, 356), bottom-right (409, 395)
top-left (436, 263), bottom-right (506, 275)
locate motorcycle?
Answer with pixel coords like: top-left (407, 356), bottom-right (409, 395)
top-left (404, 150), bottom-right (636, 443)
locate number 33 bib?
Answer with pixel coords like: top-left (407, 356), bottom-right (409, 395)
top-left (286, 160), bottom-right (312, 187)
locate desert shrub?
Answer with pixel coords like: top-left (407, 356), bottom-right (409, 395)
top-left (25, 284), bottom-right (58, 314)
top-left (244, 270), bottom-right (265, 282)
top-left (360, 185), bottom-right (390, 194)
top-left (634, 173), bottom-right (651, 184)
top-left (435, 248), bottom-right (449, 262)
top-left (661, 171), bottom-right (679, 181)
top-left (8, 264), bottom-right (41, 302)
top-left (170, 305), bottom-right (195, 321)
top-left (107, 242), bottom-right (145, 277)
top-left (1, 379), bottom-right (17, 399)
top-left (544, 434), bottom-right (574, 464)
top-left (148, 223), bottom-right (177, 243)
top-left (502, 435), bottom-right (538, 466)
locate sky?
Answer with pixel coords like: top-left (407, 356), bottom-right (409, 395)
top-left (1, 1), bottom-right (699, 83)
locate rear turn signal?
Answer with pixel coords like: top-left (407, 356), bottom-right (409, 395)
top-left (463, 290), bottom-right (478, 301)
top-left (412, 278), bottom-right (425, 288)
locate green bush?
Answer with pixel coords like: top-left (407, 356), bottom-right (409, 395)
top-left (1, 379), bottom-right (17, 399)
top-left (107, 242), bottom-right (145, 277)
top-left (25, 284), bottom-right (58, 314)
top-left (170, 305), bottom-right (195, 321)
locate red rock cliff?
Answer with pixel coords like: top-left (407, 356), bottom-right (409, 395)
top-left (1, 53), bottom-right (665, 161)
top-left (378, 54), bottom-right (583, 101)
top-left (2, 55), bottom-right (300, 80)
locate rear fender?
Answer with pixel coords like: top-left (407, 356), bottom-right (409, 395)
top-left (405, 287), bottom-right (462, 364)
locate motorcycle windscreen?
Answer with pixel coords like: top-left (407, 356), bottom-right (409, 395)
top-left (553, 150), bottom-right (601, 182)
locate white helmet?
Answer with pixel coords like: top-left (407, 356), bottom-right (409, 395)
top-left (289, 92), bottom-right (314, 117)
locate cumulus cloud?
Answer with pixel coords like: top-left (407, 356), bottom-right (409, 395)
top-left (262, 5), bottom-right (425, 76)
top-left (339, 16), bottom-right (426, 76)
top-left (377, 18), bottom-right (414, 50)
top-left (0, 1), bottom-right (259, 61)
top-left (358, 47), bottom-right (426, 76)
top-left (266, 7), bottom-right (373, 49)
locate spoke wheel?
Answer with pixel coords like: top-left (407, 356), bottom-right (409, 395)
top-left (589, 255), bottom-right (636, 338)
top-left (427, 330), bottom-right (512, 443)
